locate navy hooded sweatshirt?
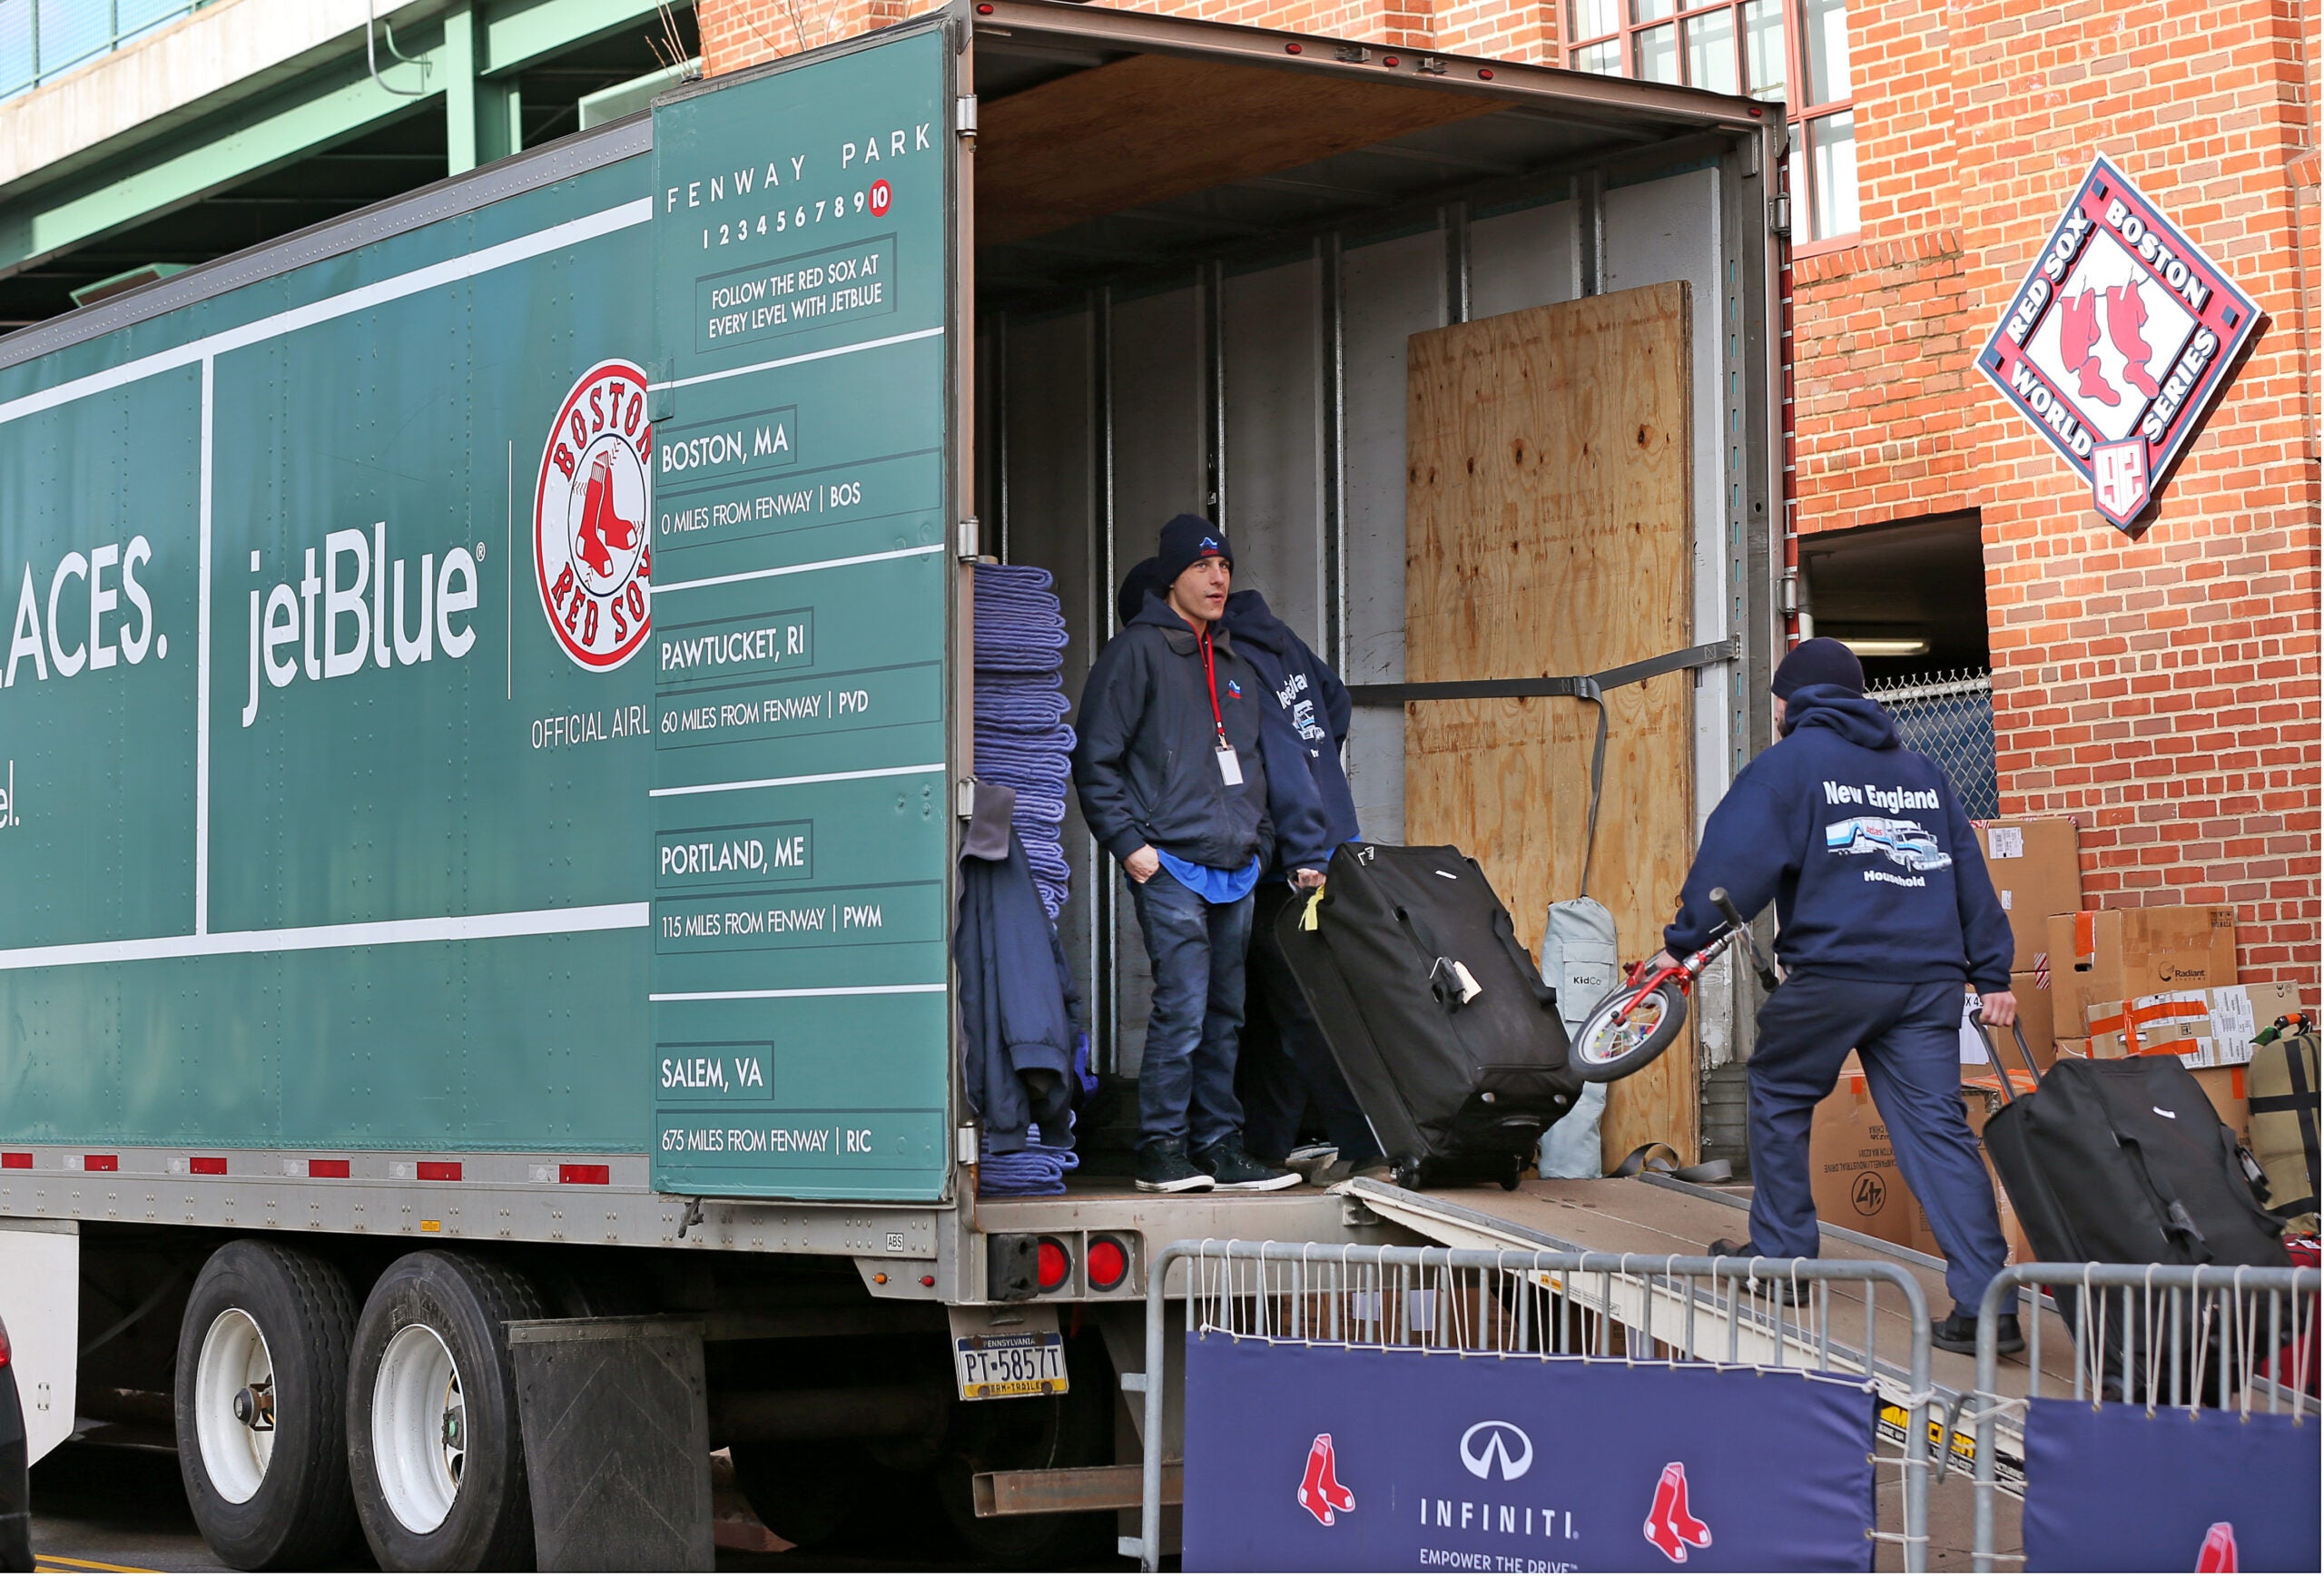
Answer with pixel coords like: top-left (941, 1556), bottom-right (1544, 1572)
top-left (1664, 685), bottom-right (2014, 990)
top-left (1222, 590), bottom-right (1360, 877)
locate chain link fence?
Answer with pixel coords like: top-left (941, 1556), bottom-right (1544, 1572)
top-left (1869, 668), bottom-right (1998, 819)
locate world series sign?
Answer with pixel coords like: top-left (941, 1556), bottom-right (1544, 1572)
top-left (1979, 156), bottom-right (2260, 532)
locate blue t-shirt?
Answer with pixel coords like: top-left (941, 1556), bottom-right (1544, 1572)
top-left (1156, 850), bottom-right (1263, 905)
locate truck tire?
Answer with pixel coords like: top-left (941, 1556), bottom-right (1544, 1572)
top-left (934, 1335), bottom-right (1112, 1563)
top-left (728, 1440), bottom-right (877, 1549)
top-left (173, 1240), bottom-right (359, 1570)
top-left (347, 1251), bottom-right (543, 1572)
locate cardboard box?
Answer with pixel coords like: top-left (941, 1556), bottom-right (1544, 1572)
top-left (1976, 971), bottom-right (2057, 1070)
top-left (2086, 981), bottom-right (2304, 1069)
top-left (1809, 1059), bottom-right (1925, 1252)
top-left (2054, 1037), bottom-right (2090, 1062)
top-left (1812, 1063), bottom-right (2057, 1264)
top-left (2046, 906), bottom-right (2239, 1039)
top-left (1973, 817), bottom-right (2083, 971)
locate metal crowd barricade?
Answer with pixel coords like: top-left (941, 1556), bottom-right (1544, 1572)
top-left (1130, 1239), bottom-right (1936, 1572)
top-left (1971, 1262), bottom-right (2321, 1571)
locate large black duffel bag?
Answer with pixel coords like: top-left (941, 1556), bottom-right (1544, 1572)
top-left (1984, 1026), bottom-right (2288, 1270)
top-left (1275, 842), bottom-right (1581, 1189)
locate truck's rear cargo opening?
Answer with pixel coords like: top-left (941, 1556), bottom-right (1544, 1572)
top-left (960, 18), bottom-right (1776, 1177)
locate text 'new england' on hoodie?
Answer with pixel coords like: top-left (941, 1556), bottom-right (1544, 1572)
top-left (1663, 684), bottom-right (2014, 989)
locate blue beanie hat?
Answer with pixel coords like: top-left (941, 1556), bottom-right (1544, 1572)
top-left (1156, 513), bottom-right (1232, 589)
top-left (1771, 636), bottom-right (1866, 698)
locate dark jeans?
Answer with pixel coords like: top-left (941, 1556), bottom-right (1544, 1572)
top-left (1240, 881), bottom-right (1383, 1164)
top-left (1128, 868), bottom-right (1254, 1150)
top-left (1748, 973), bottom-right (2007, 1312)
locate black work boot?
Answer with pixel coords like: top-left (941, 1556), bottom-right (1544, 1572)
top-left (1933, 1306), bottom-right (2024, 1356)
top-left (1135, 1138), bottom-right (1215, 1194)
top-left (1193, 1136), bottom-right (1301, 1193)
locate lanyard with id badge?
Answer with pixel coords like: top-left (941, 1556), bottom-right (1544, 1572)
top-left (1199, 626), bottom-right (1243, 785)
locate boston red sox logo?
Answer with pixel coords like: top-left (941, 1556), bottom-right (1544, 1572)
top-left (1296, 1433), bottom-right (1355, 1526)
top-left (1643, 1461), bottom-right (1713, 1563)
top-left (535, 360), bottom-right (652, 670)
top-left (2195, 1521), bottom-right (2238, 1572)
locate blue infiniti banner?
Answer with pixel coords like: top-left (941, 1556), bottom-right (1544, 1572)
top-left (2023, 1399), bottom-right (2319, 1572)
top-left (1182, 1335), bottom-right (1876, 1572)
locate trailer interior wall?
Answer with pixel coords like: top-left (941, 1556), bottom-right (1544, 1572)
top-left (967, 8), bottom-right (1779, 1163)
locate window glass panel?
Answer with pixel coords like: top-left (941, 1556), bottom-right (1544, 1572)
top-left (1571, 0), bottom-right (1620, 41)
top-left (1636, 22), bottom-right (1679, 84)
top-left (1799, 0), bottom-right (1851, 105)
top-left (1, 2), bottom-right (34, 98)
top-left (1684, 9), bottom-right (1738, 94)
top-left (1571, 41), bottom-right (1622, 75)
top-left (1744, 0), bottom-right (1786, 101)
top-left (1631, 0), bottom-right (1676, 24)
top-left (1809, 111), bottom-right (1858, 238)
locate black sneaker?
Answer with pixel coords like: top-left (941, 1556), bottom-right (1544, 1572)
top-left (1193, 1138), bottom-right (1302, 1193)
top-left (1135, 1138), bottom-right (1215, 1194)
top-left (1933, 1308), bottom-right (2023, 1356)
top-left (1709, 1237), bottom-right (1807, 1305)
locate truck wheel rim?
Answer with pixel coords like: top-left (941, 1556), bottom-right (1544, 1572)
top-left (194, 1308), bottom-right (276, 1504)
top-left (372, 1324), bottom-right (466, 1534)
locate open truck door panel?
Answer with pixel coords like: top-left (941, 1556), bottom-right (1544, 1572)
top-left (0, 4), bottom-right (1780, 1562)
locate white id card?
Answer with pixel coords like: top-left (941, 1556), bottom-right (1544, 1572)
top-left (1216, 745), bottom-right (1244, 785)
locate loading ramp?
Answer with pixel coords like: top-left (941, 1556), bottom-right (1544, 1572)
top-left (1336, 1174), bottom-right (2070, 1494)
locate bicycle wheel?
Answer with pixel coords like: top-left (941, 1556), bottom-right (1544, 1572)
top-left (1571, 979), bottom-right (1689, 1082)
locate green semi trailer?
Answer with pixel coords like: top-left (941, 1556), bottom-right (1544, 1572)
top-left (0, 5), bottom-right (1783, 1567)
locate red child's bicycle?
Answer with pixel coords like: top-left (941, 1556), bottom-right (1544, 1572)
top-left (1569, 888), bottom-right (1781, 1082)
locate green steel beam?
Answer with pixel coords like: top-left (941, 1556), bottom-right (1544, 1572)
top-left (482, 0), bottom-right (676, 76)
top-left (445, 2), bottom-right (480, 175)
top-left (0, 46), bottom-right (445, 278)
top-left (0, 0), bottom-right (681, 279)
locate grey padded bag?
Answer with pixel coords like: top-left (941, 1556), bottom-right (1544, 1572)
top-left (1537, 896), bottom-right (1616, 1177)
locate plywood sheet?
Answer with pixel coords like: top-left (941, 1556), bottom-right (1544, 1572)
top-left (977, 54), bottom-right (1499, 246)
top-left (1403, 283), bottom-right (1698, 1167)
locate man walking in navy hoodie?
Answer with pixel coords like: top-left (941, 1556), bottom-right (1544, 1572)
top-left (1654, 638), bottom-right (2021, 1354)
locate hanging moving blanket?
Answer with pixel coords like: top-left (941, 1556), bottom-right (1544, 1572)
top-left (954, 782), bottom-right (1081, 1167)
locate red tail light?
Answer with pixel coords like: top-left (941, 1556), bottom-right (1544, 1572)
top-left (1035, 1236), bottom-right (1072, 1293)
top-left (1087, 1236), bottom-right (1130, 1292)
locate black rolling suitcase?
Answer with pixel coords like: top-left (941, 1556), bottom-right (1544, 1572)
top-left (1983, 1024), bottom-right (2288, 1397)
top-left (1984, 1024), bottom-right (2288, 1270)
top-left (1275, 842), bottom-right (1581, 1188)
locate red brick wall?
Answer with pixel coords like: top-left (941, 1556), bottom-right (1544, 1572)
top-left (696, 0), bottom-right (2323, 989)
top-left (1789, 0), bottom-right (2319, 986)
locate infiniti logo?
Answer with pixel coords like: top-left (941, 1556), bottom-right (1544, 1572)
top-left (1459, 1420), bottom-right (1533, 1481)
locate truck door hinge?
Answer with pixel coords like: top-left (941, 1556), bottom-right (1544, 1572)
top-left (956, 777), bottom-right (978, 819)
top-left (957, 516), bottom-right (981, 560)
top-left (1768, 196), bottom-right (1792, 237)
top-left (955, 95), bottom-right (979, 142)
top-left (957, 1125), bottom-right (980, 1164)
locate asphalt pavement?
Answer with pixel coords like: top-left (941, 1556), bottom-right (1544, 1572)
top-left (26, 1435), bottom-right (1127, 1573)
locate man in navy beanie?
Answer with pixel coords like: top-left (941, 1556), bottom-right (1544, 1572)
top-left (1075, 517), bottom-right (1298, 1194)
top-left (1649, 636), bottom-right (2021, 1354)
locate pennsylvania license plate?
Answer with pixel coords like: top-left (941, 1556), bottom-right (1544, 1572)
top-left (949, 1305), bottom-right (1069, 1401)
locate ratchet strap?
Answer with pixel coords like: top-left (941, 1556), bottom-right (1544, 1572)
top-left (1346, 638), bottom-right (1739, 898)
top-left (1612, 1141), bottom-right (1735, 1185)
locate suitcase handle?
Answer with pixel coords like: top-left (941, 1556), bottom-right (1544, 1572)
top-left (1994, 1018), bottom-right (2042, 1102)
